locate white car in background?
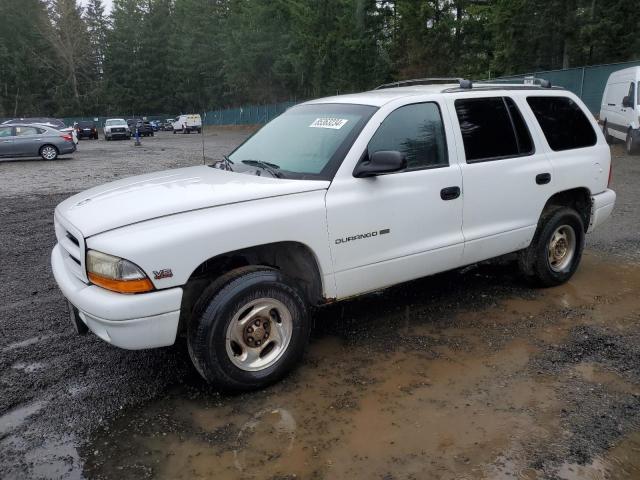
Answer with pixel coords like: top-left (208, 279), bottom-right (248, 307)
top-left (103, 118), bottom-right (131, 141)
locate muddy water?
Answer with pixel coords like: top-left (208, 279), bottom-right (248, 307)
top-left (83, 254), bottom-right (640, 479)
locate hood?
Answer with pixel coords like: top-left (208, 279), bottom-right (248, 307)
top-left (56, 166), bottom-right (329, 237)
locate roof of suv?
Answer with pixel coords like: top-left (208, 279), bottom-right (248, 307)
top-left (305, 82), bottom-right (566, 107)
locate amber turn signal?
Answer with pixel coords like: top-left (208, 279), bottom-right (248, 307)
top-left (88, 272), bottom-right (154, 294)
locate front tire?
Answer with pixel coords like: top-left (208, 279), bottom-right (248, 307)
top-left (519, 207), bottom-right (585, 287)
top-left (188, 267), bottom-right (310, 391)
top-left (626, 130), bottom-right (638, 155)
top-left (602, 122), bottom-right (613, 144)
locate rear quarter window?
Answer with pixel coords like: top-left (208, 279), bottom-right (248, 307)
top-left (526, 96), bottom-right (597, 151)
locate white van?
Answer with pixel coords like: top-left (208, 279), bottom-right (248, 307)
top-left (600, 66), bottom-right (640, 154)
top-left (172, 114), bottom-right (202, 134)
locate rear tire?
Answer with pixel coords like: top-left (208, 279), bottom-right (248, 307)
top-left (39, 144), bottom-right (58, 161)
top-left (188, 266), bottom-right (310, 391)
top-left (518, 207), bottom-right (585, 287)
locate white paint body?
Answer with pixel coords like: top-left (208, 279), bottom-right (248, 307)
top-left (52, 84), bottom-right (616, 350)
top-left (172, 114), bottom-right (202, 133)
top-left (599, 66), bottom-right (640, 141)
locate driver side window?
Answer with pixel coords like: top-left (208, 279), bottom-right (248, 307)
top-left (368, 102), bottom-right (449, 171)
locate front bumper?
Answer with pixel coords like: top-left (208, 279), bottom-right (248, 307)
top-left (51, 244), bottom-right (182, 349)
top-left (588, 188), bottom-right (616, 233)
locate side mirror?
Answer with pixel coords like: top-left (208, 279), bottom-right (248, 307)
top-left (353, 150), bottom-right (407, 178)
top-left (622, 96), bottom-right (633, 108)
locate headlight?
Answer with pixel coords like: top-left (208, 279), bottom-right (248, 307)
top-left (86, 250), bottom-right (154, 294)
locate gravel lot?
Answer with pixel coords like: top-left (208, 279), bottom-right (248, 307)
top-left (1, 131), bottom-right (639, 479)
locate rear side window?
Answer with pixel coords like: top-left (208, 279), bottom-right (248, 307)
top-left (526, 96), bottom-right (596, 151)
top-left (454, 97), bottom-right (533, 162)
top-left (368, 102), bottom-right (448, 170)
top-left (15, 126), bottom-right (39, 136)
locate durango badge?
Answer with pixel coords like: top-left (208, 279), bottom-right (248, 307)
top-left (153, 268), bottom-right (173, 280)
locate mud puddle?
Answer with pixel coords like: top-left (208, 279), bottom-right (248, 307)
top-left (82, 253), bottom-right (640, 479)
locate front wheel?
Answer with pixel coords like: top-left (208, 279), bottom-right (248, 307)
top-left (188, 267), bottom-right (310, 391)
top-left (39, 144), bottom-right (58, 160)
top-left (626, 130), bottom-right (638, 155)
top-left (518, 207), bottom-right (585, 287)
top-left (603, 123), bottom-right (613, 144)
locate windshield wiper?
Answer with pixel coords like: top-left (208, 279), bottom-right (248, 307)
top-left (222, 154), bottom-right (234, 171)
top-left (210, 154), bottom-right (234, 171)
top-left (241, 160), bottom-right (283, 178)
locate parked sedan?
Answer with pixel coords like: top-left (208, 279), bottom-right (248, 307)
top-left (75, 120), bottom-right (99, 140)
top-left (0, 123), bottom-right (76, 160)
top-left (2, 117), bottom-right (78, 145)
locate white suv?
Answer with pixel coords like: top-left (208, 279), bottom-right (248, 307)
top-left (51, 79), bottom-right (616, 390)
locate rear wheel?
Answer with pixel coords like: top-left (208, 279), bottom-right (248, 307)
top-left (188, 267), bottom-right (310, 391)
top-left (518, 207), bottom-right (584, 287)
top-left (39, 145), bottom-right (58, 160)
top-left (626, 130), bottom-right (638, 155)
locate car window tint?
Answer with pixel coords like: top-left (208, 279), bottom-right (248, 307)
top-left (15, 126), bottom-right (39, 136)
top-left (368, 102), bottom-right (448, 170)
top-left (455, 97), bottom-right (519, 161)
top-left (504, 97), bottom-right (534, 154)
top-left (629, 82), bottom-right (636, 105)
top-left (0, 126), bottom-right (12, 137)
top-left (527, 96), bottom-right (597, 151)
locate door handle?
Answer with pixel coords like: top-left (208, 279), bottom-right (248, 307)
top-left (536, 173), bottom-right (551, 185)
top-left (440, 186), bottom-right (461, 200)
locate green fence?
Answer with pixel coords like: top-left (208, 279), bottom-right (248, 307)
top-left (55, 100), bottom-right (299, 128)
top-left (60, 114), bottom-right (172, 126)
top-left (203, 100), bottom-right (298, 126)
top-left (494, 60), bottom-right (640, 114)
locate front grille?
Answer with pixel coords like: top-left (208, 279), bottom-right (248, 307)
top-left (112, 128), bottom-right (125, 133)
top-left (55, 213), bottom-right (88, 283)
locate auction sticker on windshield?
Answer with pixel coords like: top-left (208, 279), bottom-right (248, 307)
top-left (309, 118), bottom-right (349, 129)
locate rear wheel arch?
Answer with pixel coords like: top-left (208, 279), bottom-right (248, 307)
top-left (39, 144), bottom-right (59, 160)
top-left (179, 241), bottom-right (325, 332)
top-left (540, 187), bottom-right (591, 232)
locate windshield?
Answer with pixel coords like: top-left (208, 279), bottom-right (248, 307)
top-left (228, 103), bottom-right (376, 180)
top-left (105, 119), bottom-right (126, 126)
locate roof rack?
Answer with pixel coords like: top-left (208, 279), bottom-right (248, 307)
top-left (476, 76), bottom-right (553, 88)
top-left (375, 78), bottom-right (472, 90)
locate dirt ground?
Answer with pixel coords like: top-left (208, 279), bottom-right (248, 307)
top-left (1, 131), bottom-right (639, 479)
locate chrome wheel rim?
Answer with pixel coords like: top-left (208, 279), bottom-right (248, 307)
top-left (225, 298), bottom-right (293, 371)
top-left (41, 146), bottom-right (56, 160)
top-left (548, 225), bottom-right (576, 272)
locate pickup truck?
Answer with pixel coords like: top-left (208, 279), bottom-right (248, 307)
top-left (51, 79), bottom-right (616, 390)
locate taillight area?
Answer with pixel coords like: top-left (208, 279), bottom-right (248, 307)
top-left (61, 134), bottom-right (73, 142)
